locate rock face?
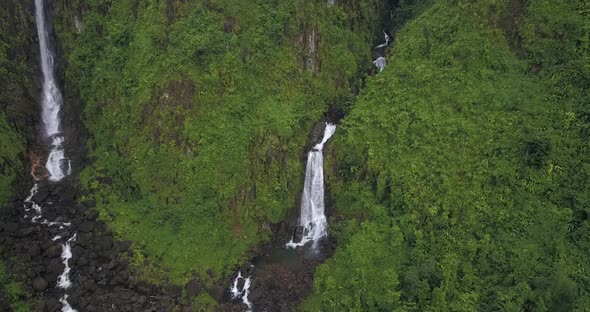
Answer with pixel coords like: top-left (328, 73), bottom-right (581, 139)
top-left (0, 180), bottom-right (191, 311)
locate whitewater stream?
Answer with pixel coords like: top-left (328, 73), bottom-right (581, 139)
top-left (34, 0), bottom-right (76, 310)
top-left (373, 30), bottom-right (388, 72)
top-left (287, 123), bottom-right (336, 250)
top-left (230, 269), bottom-right (253, 311)
top-left (35, 0), bottom-right (71, 182)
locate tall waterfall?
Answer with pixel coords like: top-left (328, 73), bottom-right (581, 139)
top-left (35, 0), bottom-right (71, 182)
top-left (287, 123), bottom-right (336, 250)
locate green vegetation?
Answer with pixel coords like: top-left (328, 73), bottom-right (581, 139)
top-left (305, 0), bottom-right (590, 310)
top-left (0, 1), bottom-right (29, 207)
top-left (0, 260), bottom-right (33, 312)
top-left (3, 0), bottom-right (589, 310)
top-left (52, 0), bottom-right (389, 283)
top-left (0, 116), bottom-right (23, 206)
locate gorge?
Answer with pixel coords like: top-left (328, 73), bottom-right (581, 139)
top-left (1, 0), bottom-right (590, 311)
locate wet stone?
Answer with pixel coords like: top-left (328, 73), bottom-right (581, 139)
top-left (27, 245), bottom-right (41, 257)
top-left (3, 222), bottom-right (18, 233)
top-left (33, 277), bottom-right (48, 291)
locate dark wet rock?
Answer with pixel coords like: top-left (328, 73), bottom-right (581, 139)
top-left (86, 209), bottom-right (99, 220)
top-left (137, 295), bottom-right (147, 304)
top-left (33, 276), bottom-right (48, 291)
top-left (3, 222), bottom-right (18, 233)
top-left (34, 189), bottom-right (49, 203)
top-left (46, 298), bottom-right (60, 312)
top-left (292, 226), bottom-right (304, 243)
top-left (1, 180), bottom-right (188, 311)
top-left (45, 259), bottom-right (64, 283)
top-left (206, 284), bottom-right (225, 302)
top-left (96, 235), bottom-right (113, 251)
top-left (165, 284), bottom-right (182, 298)
top-left (44, 245), bottom-right (62, 258)
top-left (27, 244), bottom-right (41, 257)
top-left (118, 240), bottom-right (132, 252)
top-left (82, 199), bottom-right (96, 208)
top-left (137, 282), bottom-right (153, 295)
top-left (78, 220), bottom-right (94, 232)
top-left (185, 278), bottom-right (201, 298)
top-left (33, 302), bottom-right (46, 312)
top-left (16, 226), bottom-right (37, 237)
top-left (82, 279), bottom-right (96, 290)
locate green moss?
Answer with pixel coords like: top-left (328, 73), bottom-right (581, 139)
top-left (192, 293), bottom-right (217, 312)
top-left (0, 260), bottom-right (33, 312)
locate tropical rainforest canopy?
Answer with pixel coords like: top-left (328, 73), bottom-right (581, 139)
top-left (0, 0), bottom-right (589, 311)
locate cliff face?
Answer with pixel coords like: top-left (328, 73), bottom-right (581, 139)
top-left (0, 1), bottom-right (37, 205)
top-left (45, 0), bottom-right (391, 287)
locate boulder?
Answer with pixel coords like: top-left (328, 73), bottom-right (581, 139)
top-left (164, 284), bottom-right (182, 298)
top-left (185, 278), bottom-right (201, 298)
top-left (27, 245), bottom-right (41, 257)
top-left (3, 222), bottom-right (18, 233)
top-left (33, 277), bottom-right (48, 291)
top-left (16, 226), bottom-right (37, 237)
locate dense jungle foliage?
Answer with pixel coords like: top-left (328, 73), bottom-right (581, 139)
top-left (0, 2), bottom-right (28, 208)
top-left (306, 0), bottom-right (590, 310)
top-left (51, 0), bottom-right (390, 285)
top-left (1, 0), bottom-right (589, 310)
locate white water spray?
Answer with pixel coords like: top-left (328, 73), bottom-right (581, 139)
top-left (58, 233), bottom-right (76, 289)
top-left (375, 31), bottom-right (390, 49)
top-left (373, 56), bottom-right (386, 72)
top-left (59, 294), bottom-right (77, 312)
top-left (35, 0), bottom-right (71, 181)
top-left (287, 123), bottom-right (336, 250)
top-left (230, 271), bottom-right (253, 311)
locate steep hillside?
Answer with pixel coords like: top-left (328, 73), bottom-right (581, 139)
top-left (0, 1), bottom-right (32, 207)
top-left (50, 0), bottom-right (391, 285)
top-left (306, 0), bottom-right (590, 310)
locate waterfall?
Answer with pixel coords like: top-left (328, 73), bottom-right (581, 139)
top-left (230, 270), bottom-right (253, 311)
top-left (33, 2), bottom-right (76, 310)
top-left (35, 0), bottom-right (71, 182)
top-left (375, 31), bottom-right (390, 49)
top-left (22, 183), bottom-right (77, 311)
top-left (287, 123), bottom-right (336, 250)
top-left (57, 233), bottom-right (76, 289)
top-left (373, 56), bottom-right (386, 72)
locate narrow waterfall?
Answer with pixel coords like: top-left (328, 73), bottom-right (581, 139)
top-left (287, 123), bottom-right (336, 250)
top-left (34, 2), bottom-right (76, 310)
top-left (230, 271), bottom-right (253, 311)
top-left (35, 0), bottom-right (71, 182)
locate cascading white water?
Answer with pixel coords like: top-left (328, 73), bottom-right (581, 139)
top-left (35, 0), bottom-right (71, 182)
top-left (57, 233), bottom-right (78, 312)
top-left (286, 123), bottom-right (336, 250)
top-left (230, 271), bottom-right (253, 311)
top-left (375, 31), bottom-right (390, 49)
top-left (57, 233), bottom-right (76, 289)
top-left (59, 295), bottom-right (77, 312)
top-left (22, 183), bottom-right (77, 311)
top-left (373, 56), bottom-right (386, 72)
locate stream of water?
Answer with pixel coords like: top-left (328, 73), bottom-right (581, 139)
top-left (34, 1), bottom-right (76, 310)
top-left (35, 0), bottom-right (71, 182)
top-left (286, 123), bottom-right (336, 250)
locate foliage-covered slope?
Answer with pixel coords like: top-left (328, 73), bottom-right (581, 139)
top-left (0, 1), bottom-right (29, 209)
top-left (54, 0), bottom-right (389, 284)
top-left (307, 0), bottom-right (590, 310)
